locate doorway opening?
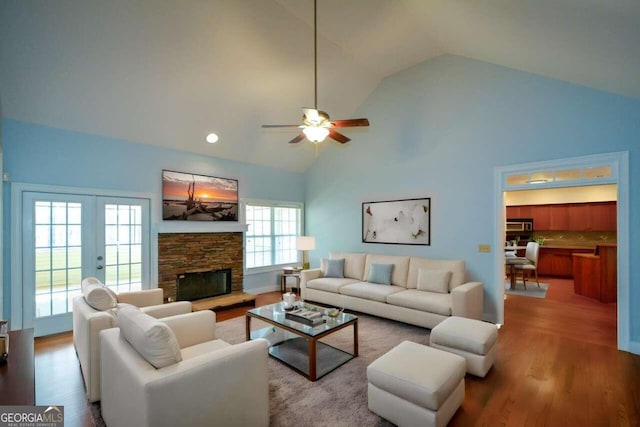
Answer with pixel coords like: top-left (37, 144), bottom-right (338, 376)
top-left (494, 151), bottom-right (630, 352)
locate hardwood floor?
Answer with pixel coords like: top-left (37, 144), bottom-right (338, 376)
top-left (35, 279), bottom-right (639, 426)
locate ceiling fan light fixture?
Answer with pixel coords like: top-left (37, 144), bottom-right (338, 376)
top-left (303, 126), bottom-right (329, 143)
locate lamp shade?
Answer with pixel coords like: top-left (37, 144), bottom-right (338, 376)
top-left (296, 236), bottom-right (316, 251)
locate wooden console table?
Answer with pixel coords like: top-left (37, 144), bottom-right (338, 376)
top-left (0, 328), bottom-right (35, 405)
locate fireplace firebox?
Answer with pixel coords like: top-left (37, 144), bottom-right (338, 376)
top-left (176, 268), bottom-right (232, 301)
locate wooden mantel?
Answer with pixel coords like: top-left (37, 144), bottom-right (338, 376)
top-left (572, 243), bottom-right (617, 303)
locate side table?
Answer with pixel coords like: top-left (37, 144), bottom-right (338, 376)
top-left (281, 269), bottom-right (302, 294)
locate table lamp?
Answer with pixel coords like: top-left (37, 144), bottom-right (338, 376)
top-left (296, 236), bottom-right (316, 270)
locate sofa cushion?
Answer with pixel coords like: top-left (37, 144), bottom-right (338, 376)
top-left (407, 258), bottom-right (466, 291)
top-left (416, 268), bottom-right (451, 293)
top-left (117, 306), bottom-right (182, 369)
top-left (339, 282), bottom-right (406, 303)
top-left (82, 281), bottom-right (117, 311)
top-left (368, 263), bottom-right (393, 285)
top-left (306, 277), bottom-right (360, 293)
top-left (322, 258), bottom-right (345, 278)
top-left (330, 252), bottom-right (366, 280)
top-left (364, 255), bottom-right (410, 287)
top-left (386, 289), bottom-right (452, 316)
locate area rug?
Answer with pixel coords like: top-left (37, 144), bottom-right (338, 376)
top-left (505, 281), bottom-right (549, 299)
top-left (91, 313), bottom-right (430, 427)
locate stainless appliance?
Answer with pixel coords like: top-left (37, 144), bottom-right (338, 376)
top-left (506, 218), bottom-right (533, 232)
top-left (506, 218), bottom-right (534, 242)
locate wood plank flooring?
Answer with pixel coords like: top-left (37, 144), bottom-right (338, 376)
top-left (34, 278), bottom-right (639, 426)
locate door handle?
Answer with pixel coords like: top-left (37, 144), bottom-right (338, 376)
top-left (96, 265), bottom-right (104, 270)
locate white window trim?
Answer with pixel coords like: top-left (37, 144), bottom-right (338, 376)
top-left (241, 198), bottom-right (305, 274)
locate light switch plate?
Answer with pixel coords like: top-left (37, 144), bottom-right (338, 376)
top-left (478, 244), bottom-right (491, 253)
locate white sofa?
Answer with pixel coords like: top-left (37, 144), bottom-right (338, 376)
top-left (73, 278), bottom-right (192, 402)
top-left (300, 252), bottom-right (483, 329)
top-left (100, 309), bottom-right (270, 427)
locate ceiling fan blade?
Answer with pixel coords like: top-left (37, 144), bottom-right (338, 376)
top-left (330, 118), bottom-right (370, 128)
top-left (328, 129), bottom-right (351, 144)
top-left (288, 133), bottom-right (306, 144)
top-left (262, 124), bottom-right (301, 128)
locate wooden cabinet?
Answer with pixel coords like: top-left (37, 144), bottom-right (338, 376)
top-left (549, 205), bottom-right (570, 230)
top-left (537, 247), bottom-right (594, 278)
top-left (589, 202), bottom-right (616, 231)
top-left (531, 205), bottom-right (550, 230)
top-left (569, 204), bottom-right (590, 230)
top-left (573, 244), bottom-right (617, 303)
top-left (506, 206), bottom-right (519, 218)
top-left (507, 202), bottom-right (616, 231)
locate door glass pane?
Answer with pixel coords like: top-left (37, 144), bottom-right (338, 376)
top-left (33, 201), bottom-right (82, 318)
top-left (103, 203), bottom-right (144, 292)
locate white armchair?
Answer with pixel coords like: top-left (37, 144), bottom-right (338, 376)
top-left (100, 310), bottom-right (270, 427)
top-left (73, 280), bottom-right (192, 402)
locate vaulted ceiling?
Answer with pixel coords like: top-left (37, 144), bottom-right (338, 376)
top-left (2, 0), bottom-right (639, 172)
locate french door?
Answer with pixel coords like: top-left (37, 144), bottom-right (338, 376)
top-left (22, 192), bottom-right (150, 337)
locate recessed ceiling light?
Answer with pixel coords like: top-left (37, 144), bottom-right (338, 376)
top-left (206, 133), bottom-right (219, 144)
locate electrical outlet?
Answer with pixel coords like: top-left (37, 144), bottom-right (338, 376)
top-left (478, 244), bottom-right (491, 253)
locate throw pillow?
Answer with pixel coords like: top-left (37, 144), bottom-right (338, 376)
top-left (117, 306), bottom-right (182, 369)
top-left (416, 268), bottom-right (452, 293)
top-left (82, 282), bottom-right (117, 311)
top-left (323, 258), bottom-right (345, 278)
top-left (368, 263), bottom-right (393, 285)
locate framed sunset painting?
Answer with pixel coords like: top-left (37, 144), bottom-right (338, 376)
top-left (162, 170), bottom-right (238, 221)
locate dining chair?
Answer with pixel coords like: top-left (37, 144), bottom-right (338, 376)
top-left (514, 242), bottom-right (540, 289)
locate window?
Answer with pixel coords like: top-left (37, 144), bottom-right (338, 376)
top-left (245, 201), bottom-right (303, 270)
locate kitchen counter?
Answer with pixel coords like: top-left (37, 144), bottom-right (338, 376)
top-left (572, 244), bottom-right (617, 303)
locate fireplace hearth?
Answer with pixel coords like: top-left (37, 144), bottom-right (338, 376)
top-left (177, 268), bottom-right (232, 301)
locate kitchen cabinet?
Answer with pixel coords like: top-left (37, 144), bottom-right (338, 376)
top-left (589, 202), bottom-right (616, 231)
top-left (507, 202), bottom-right (616, 231)
top-left (573, 244), bottom-right (617, 303)
top-left (569, 204), bottom-right (590, 230)
top-left (506, 206), bottom-right (518, 218)
top-left (537, 247), bottom-right (594, 278)
top-left (531, 205), bottom-right (551, 230)
top-left (549, 205), bottom-right (570, 230)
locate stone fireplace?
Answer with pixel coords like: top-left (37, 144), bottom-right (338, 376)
top-left (158, 232), bottom-right (243, 302)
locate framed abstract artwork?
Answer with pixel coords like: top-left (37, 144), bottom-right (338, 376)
top-left (162, 170), bottom-right (238, 221)
top-left (362, 198), bottom-right (431, 245)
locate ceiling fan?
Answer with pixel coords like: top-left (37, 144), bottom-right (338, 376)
top-left (262, 0), bottom-right (370, 145)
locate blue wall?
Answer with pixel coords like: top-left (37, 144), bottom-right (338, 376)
top-left (305, 55), bottom-right (639, 340)
top-left (2, 120), bottom-right (305, 316)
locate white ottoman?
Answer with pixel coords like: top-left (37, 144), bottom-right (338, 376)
top-left (367, 341), bottom-right (465, 427)
top-left (430, 316), bottom-right (498, 378)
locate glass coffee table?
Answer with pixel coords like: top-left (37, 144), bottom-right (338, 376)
top-left (245, 301), bottom-right (358, 381)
